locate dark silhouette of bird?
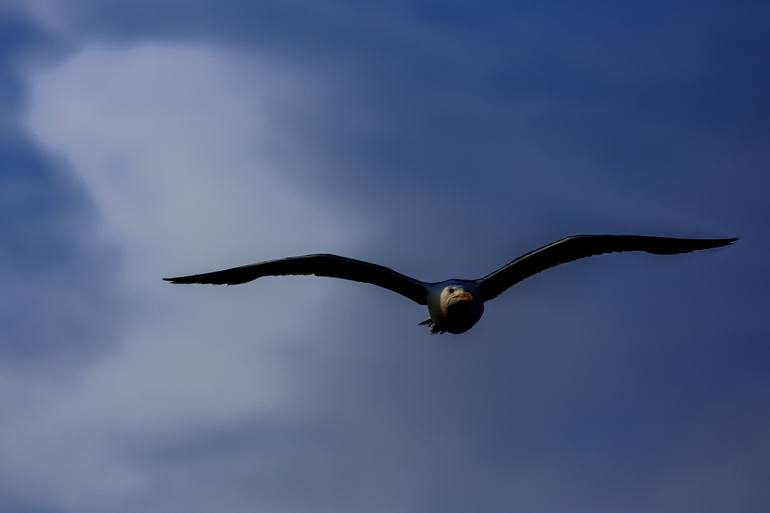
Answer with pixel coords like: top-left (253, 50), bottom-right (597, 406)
top-left (164, 235), bottom-right (736, 334)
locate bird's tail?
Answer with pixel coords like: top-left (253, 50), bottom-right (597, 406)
top-left (418, 318), bottom-right (444, 335)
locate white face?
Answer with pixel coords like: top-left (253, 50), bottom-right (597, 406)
top-left (442, 285), bottom-right (474, 305)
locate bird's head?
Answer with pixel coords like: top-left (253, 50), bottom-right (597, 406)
top-left (441, 285), bottom-right (475, 307)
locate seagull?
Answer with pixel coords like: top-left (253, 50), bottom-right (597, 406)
top-left (164, 234), bottom-right (736, 334)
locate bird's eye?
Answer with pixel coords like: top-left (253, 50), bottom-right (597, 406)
top-left (447, 288), bottom-right (455, 294)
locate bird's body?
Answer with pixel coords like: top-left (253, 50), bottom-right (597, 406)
top-left (164, 235), bottom-right (736, 334)
top-left (423, 281), bottom-right (484, 334)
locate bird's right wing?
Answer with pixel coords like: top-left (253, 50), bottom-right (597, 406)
top-left (476, 235), bottom-right (737, 301)
top-left (164, 253), bottom-right (430, 305)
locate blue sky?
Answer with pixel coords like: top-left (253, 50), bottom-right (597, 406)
top-left (1, 1), bottom-right (768, 512)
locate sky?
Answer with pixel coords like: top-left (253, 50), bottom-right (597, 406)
top-left (1, 1), bottom-right (768, 512)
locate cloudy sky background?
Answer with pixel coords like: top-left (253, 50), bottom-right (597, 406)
top-left (1, 1), bottom-right (768, 512)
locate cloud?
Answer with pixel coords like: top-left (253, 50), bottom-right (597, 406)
top-left (8, 41), bottom-right (370, 512)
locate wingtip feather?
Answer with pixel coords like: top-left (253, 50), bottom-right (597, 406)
top-left (711, 237), bottom-right (739, 248)
top-left (163, 276), bottom-right (190, 284)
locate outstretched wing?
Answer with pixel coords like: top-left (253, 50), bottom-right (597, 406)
top-left (476, 235), bottom-right (737, 301)
top-left (164, 253), bottom-right (430, 305)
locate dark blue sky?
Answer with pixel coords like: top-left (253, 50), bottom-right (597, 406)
top-left (1, 1), bottom-right (768, 512)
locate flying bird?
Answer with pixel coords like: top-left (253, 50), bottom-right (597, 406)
top-left (164, 235), bottom-right (736, 334)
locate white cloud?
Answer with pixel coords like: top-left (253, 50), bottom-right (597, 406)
top-left (6, 42), bottom-right (364, 512)
top-left (25, 43), bottom-right (355, 280)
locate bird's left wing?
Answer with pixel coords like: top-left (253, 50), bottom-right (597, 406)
top-left (164, 253), bottom-right (430, 305)
top-left (476, 235), bottom-right (737, 301)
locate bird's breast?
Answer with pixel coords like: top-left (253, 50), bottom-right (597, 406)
top-left (428, 295), bottom-right (484, 334)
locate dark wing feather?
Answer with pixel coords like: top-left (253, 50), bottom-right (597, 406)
top-left (164, 254), bottom-right (429, 305)
top-left (477, 235), bottom-right (737, 301)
